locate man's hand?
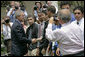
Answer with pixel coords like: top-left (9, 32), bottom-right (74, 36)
top-left (56, 48), bottom-right (60, 56)
top-left (41, 48), bottom-right (46, 55)
top-left (49, 17), bottom-right (54, 24)
top-left (47, 45), bottom-right (50, 52)
top-left (32, 38), bottom-right (37, 44)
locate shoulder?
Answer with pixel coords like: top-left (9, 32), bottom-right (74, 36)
top-left (71, 20), bottom-right (77, 24)
top-left (34, 23), bottom-right (39, 28)
top-left (81, 18), bottom-right (84, 23)
top-left (9, 22), bottom-right (13, 27)
top-left (26, 26), bottom-right (30, 31)
top-left (12, 20), bottom-right (21, 29)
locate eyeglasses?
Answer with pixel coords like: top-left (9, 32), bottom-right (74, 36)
top-left (74, 12), bottom-right (81, 15)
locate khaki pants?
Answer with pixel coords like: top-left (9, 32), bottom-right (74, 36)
top-left (28, 48), bottom-right (38, 56)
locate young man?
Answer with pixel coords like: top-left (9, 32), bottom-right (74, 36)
top-left (73, 6), bottom-right (84, 47)
top-left (26, 14), bottom-right (42, 56)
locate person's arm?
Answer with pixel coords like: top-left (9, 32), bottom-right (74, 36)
top-left (56, 48), bottom-right (60, 56)
top-left (24, 10), bottom-right (28, 17)
top-left (7, 8), bottom-right (15, 16)
top-left (14, 25), bottom-right (32, 44)
top-left (2, 25), bottom-right (7, 37)
top-left (46, 17), bottom-right (62, 42)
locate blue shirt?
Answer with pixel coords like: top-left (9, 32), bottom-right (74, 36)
top-left (9, 11), bottom-right (16, 23)
top-left (52, 24), bottom-right (61, 30)
top-left (70, 13), bottom-right (76, 22)
top-left (52, 24), bottom-right (62, 56)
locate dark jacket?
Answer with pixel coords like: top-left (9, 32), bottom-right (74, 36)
top-left (26, 23), bottom-right (38, 50)
top-left (39, 20), bottom-right (49, 50)
top-left (11, 19), bottom-right (31, 56)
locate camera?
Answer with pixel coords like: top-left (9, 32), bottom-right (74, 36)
top-left (15, 6), bottom-right (19, 10)
top-left (20, 4), bottom-right (25, 11)
top-left (53, 13), bottom-right (58, 21)
top-left (43, 4), bottom-right (48, 9)
top-left (5, 19), bottom-right (10, 23)
top-left (34, 5), bottom-right (38, 10)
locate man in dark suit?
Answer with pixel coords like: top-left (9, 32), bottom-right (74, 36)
top-left (11, 10), bottom-right (36, 56)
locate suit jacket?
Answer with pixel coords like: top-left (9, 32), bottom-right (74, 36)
top-left (11, 19), bottom-right (31, 56)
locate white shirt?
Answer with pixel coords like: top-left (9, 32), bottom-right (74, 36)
top-left (46, 22), bottom-right (84, 55)
top-left (3, 24), bottom-right (11, 40)
top-left (72, 17), bottom-right (84, 47)
top-left (7, 8), bottom-right (13, 16)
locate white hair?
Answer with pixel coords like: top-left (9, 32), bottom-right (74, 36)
top-left (15, 10), bottom-right (23, 18)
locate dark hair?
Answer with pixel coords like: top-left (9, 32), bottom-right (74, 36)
top-left (27, 14), bottom-right (35, 19)
top-left (47, 5), bottom-right (56, 14)
top-left (60, 1), bottom-right (71, 8)
top-left (35, 1), bottom-right (42, 8)
top-left (73, 6), bottom-right (84, 14)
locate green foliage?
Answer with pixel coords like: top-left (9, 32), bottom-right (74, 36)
top-left (1, 1), bottom-right (10, 7)
top-left (1, 34), bottom-right (7, 56)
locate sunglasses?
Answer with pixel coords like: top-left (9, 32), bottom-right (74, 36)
top-left (74, 12), bottom-right (81, 15)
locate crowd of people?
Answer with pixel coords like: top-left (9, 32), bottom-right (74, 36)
top-left (1, 1), bottom-right (84, 56)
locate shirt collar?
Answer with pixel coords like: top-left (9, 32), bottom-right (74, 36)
top-left (79, 17), bottom-right (84, 23)
top-left (76, 17), bottom-right (84, 25)
top-left (15, 19), bottom-right (22, 25)
top-left (61, 22), bottom-right (70, 27)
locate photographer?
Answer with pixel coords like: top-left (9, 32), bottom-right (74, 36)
top-left (6, 1), bottom-right (15, 14)
top-left (42, 5), bottom-right (56, 56)
top-left (20, 4), bottom-right (28, 17)
top-left (7, 1), bottom-right (28, 23)
top-left (51, 14), bottom-right (61, 56)
top-left (2, 16), bottom-right (12, 56)
top-left (7, 1), bottom-right (20, 23)
top-left (33, 1), bottom-right (42, 21)
top-left (46, 9), bottom-right (84, 56)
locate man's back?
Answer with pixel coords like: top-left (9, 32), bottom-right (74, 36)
top-left (46, 22), bottom-right (84, 55)
top-left (57, 23), bottom-right (84, 55)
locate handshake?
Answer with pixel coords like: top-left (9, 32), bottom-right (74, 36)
top-left (32, 37), bottom-right (42, 43)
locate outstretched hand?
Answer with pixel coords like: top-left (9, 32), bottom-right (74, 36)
top-left (32, 38), bottom-right (37, 43)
